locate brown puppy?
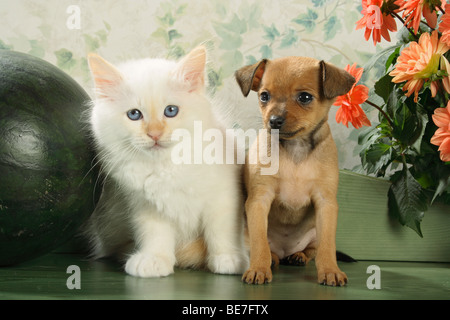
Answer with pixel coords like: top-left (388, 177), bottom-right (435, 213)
top-left (235, 57), bottom-right (355, 286)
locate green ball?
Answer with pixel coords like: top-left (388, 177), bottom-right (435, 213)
top-left (0, 50), bottom-right (98, 266)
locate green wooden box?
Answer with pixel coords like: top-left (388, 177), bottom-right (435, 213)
top-left (336, 170), bottom-right (450, 263)
top-left (57, 170), bottom-right (450, 263)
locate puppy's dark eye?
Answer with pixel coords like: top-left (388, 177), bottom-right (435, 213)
top-left (260, 91), bottom-right (271, 103)
top-left (127, 109), bottom-right (143, 121)
top-left (297, 92), bottom-right (313, 105)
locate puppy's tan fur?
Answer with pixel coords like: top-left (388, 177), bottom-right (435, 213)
top-left (235, 57), bottom-right (355, 286)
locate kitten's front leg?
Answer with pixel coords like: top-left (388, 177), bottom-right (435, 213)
top-left (203, 200), bottom-right (249, 275)
top-left (125, 212), bottom-right (176, 278)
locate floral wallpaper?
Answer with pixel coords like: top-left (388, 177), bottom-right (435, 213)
top-left (0, 0), bottom-right (393, 169)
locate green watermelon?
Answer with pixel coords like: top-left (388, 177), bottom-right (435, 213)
top-left (0, 50), bottom-right (98, 266)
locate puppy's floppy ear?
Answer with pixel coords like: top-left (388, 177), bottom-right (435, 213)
top-left (235, 59), bottom-right (267, 97)
top-left (319, 61), bottom-right (355, 99)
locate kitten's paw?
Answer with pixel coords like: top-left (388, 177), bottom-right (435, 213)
top-left (208, 253), bottom-right (248, 275)
top-left (125, 252), bottom-right (174, 278)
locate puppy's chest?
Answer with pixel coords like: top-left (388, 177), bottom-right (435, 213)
top-left (277, 157), bottom-right (319, 209)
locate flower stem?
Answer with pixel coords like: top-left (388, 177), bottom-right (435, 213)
top-left (420, 20), bottom-right (434, 30)
top-left (365, 100), bottom-right (395, 128)
top-left (390, 11), bottom-right (419, 40)
top-left (438, 5), bottom-right (446, 15)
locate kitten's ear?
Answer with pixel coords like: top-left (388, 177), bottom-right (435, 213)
top-left (174, 46), bottom-right (206, 93)
top-left (88, 53), bottom-right (123, 99)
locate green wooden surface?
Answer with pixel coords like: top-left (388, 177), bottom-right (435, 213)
top-left (55, 170), bottom-right (450, 262)
top-left (336, 170), bottom-right (450, 263)
top-left (1, 170), bottom-right (450, 301)
top-left (0, 253), bottom-right (448, 300)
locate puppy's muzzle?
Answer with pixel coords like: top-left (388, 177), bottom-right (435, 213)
top-left (269, 115), bottom-right (285, 130)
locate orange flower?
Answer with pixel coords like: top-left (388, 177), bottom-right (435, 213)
top-left (389, 30), bottom-right (450, 102)
top-left (399, 0), bottom-right (446, 34)
top-left (356, 0), bottom-right (398, 45)
top-left (430, 102), bottom-right (450, 162)
top-left (334, 63), bottom-right (371, 129)
top-left (439, 3), bottom-right (450, 47)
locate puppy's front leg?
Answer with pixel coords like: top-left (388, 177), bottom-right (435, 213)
top-left (314, 195), bottom-right (347, 286)
top-left (242, 188), bottom-right (275, 284)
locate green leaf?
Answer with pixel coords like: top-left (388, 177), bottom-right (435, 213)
top-left (358, 126), bottom-right (386, 175)
top-left (218, 34), bottom-right (243, 50)
top-left (362, 141), bottom-right (393, 176)
top-left (388, 167), bottom-right (428, 237)
top-left (28, 40), bottom-right (45, 58)
top-left (213, 20), bottom-right (244, 50)
top-left (366, 143), bottom-right (392, 165)
top-left (152, 27), bottom-right (170, 44)
top-left (323, 15), bottom-right (341, 41)
top-left (95, 30), bottom-right (108, 45)
top-left (279, 28), bottom-right (298, 49)
top-left (311, 0), bottom-right (326, 7)
top-left (167, 45), bottom-right (185, 59)
top-left (358, 126), bottom-right (382, 150)
top-left (431, 167), bottom-right (450, 204)
top-left (311, 0), bottom-right (334, 7)
top-left (214, 2), bottom-right (227, 18)
top-left (158, 12), bottom-right (175, 27)
top-left (263, 24), bottom-right (280, 42)
top-left (292, 8), bottom-right (318, 32)
top-left (385, 46), bottom-right (401, 71)
top-left (176, 4), bottom-right (188, 15)
top-left (221, 14), bottom-right (247, 34)
top-left (103, 20), bottom-right (111, 32)
top-left (54, 48), bottom-right (76, 71)
top-left (392, 99), bottom-right (427, 147)
top-left (83, 34), bottom-right (100, 52)
top-left (207, 67), bottom-right (222, 94)
top-left (395, 25), bottom-right (416, 44)
top-left (363, 44), bottom-right (401, 74)
top-left (374, 73), bottom-right (395, 103)
top-left (259, 45), bottom-right (272, 59)
top-left (168, 29), bottom-right (182, 42)
top-left (240, 2), bottom-right (262, 30)
top-left (385, 87), bottom-right (402, 119)
top-left (245, 55), bottom-right (258, 65)
top-left (410, 111), bottom-right (428, 153)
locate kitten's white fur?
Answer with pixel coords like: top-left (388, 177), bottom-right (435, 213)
top-left (84, 46), bottom-right (248, 277)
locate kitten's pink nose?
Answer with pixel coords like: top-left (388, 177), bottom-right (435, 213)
top-left (147, 132), bottom-right (161, 141)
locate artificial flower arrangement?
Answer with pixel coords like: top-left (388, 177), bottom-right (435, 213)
top-left (333, 0), bottom-right (450, 236)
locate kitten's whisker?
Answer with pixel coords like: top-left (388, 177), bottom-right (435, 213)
top-left (87, 138), bottom-right (139, 190)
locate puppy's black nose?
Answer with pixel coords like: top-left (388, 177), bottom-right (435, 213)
top-left (269, 115), bottom-right (285, 130)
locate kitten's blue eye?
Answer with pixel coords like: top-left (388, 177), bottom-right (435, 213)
top-left (164, 105), bottom-right (179, 118)
top-left (127, 109), bottom-right (143, 121)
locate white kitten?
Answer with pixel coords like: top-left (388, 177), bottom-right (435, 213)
top-left (84, 46), bottom-right (248, 277)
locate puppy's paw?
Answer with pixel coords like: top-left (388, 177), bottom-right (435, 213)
top-left (281, 251), bottom-right (311, 266)
top-left (208, 253), bottom-right (248, 275)
top-left (242, 267), bottom-right (272, 285)
top-left (270, 252), bottom-right (280, 268)
top-left (125, 252), bottom-right (174, 278)
top-left (317, 268), bottom-right (348, 286)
